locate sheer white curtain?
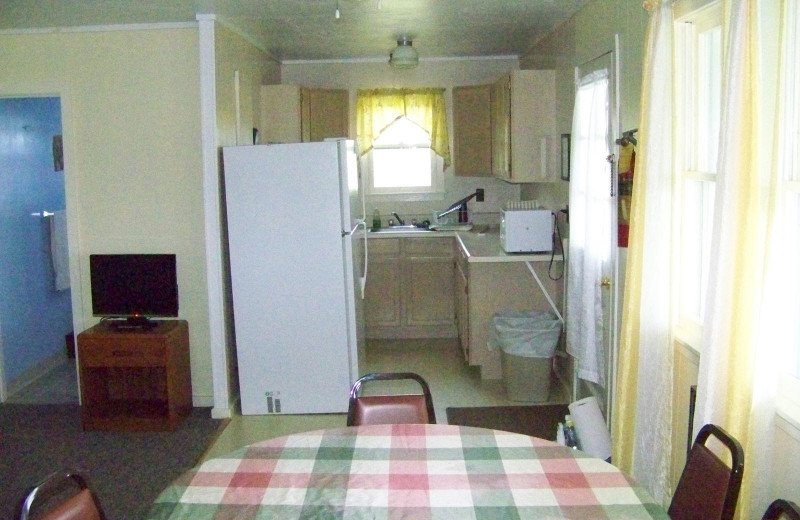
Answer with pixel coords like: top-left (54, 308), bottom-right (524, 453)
top-left (567, 70), bottom-right (612, 386)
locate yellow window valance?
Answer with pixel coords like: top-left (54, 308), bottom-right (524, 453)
top-left (356, 88), bottom-right (450, 168)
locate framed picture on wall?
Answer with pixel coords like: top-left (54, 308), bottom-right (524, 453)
top-left (560, 133), bottom-right (570, 181)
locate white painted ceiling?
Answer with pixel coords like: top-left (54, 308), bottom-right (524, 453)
top-left (0, 0), bottom-right (590, 62)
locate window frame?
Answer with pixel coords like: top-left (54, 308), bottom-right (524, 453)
top-left (362, 116), bottom-right (445, 200)
top-left (672, 1), bottom-right (723, 349)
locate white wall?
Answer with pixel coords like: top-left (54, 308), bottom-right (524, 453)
top-left (280, 58), bottom-right (524, 225)
top-left (519, 0), bottom-right (649, 213)
top-left (0, 26), bottom-right (212, 404)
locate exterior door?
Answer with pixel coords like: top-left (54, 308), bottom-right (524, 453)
top-left (568, 50), bottom-right (619, 420)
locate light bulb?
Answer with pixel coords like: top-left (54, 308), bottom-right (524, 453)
top-left (335, 7), bottom-right (340, 18)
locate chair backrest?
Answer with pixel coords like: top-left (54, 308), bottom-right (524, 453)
top-left (347, 372), bottom-right (436, 426)
top-left (763, 499), bottom-right (800, 520)
top-left (17, 470), bottom-right (106, 520)
top-left (668, 423), bottom-right (745, 520)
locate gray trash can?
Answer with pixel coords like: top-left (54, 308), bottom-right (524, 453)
top-left (489, 311), bottom-right (562, 402)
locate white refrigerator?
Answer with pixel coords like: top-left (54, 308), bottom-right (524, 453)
top-left (222, 140), bottom-right (367, 415)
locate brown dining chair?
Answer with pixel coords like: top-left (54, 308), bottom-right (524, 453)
top-left (668, 423), bottom-right (744, 520)
top-left (17, 470), bottom-right (106, 520)
top-left (763, 499), bottom-right (800, 520)
top-left (347, 372), bottom-right (436, 426)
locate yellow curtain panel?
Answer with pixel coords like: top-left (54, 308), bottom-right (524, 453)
top-left (356, 88), bottom-right (450, 167)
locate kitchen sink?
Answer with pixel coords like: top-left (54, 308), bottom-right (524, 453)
top-left (369, 225), bottom-right (433, 234)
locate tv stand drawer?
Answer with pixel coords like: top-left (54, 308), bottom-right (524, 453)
top-left (80, 341), bottom-right (167, 367)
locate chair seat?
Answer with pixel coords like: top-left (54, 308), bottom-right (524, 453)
top-left (352, 394), bottom-right (429, 425)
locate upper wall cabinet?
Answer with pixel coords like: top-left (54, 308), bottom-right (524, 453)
top-left (491, 70), bottom-right (557, 183)
top-left (259, 85), bottom-right (349, 143)
top-left (453, 85), bottom-right (492, 177)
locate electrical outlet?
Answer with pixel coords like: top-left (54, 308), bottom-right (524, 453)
top-left (476, 188), bottom-right (484, 202)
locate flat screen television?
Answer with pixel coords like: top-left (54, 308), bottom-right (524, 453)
top-left (89, 254), bottom-right (178, 328)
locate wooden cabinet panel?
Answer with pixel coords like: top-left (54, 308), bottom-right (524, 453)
top-left (491, 70), bottom-right (557, 183)
top-left (490, 76), bottom-right (511, 180)
top-left (453, 85), bottom-right (492, 177)
top-left (364, 255), bottom-right (402, 328)
top-left (364, 237), bottom-right (456, 339)
top-left (260, 84), bottom-right (302, 143)
top-left (259, 85), bottom-right (349, 144)
top-left (301, 87), bottom-right (349, 142)
top-left (455, 258), bottom-right (469, 360)
top-left (405, 256), bottom-right (455, 327)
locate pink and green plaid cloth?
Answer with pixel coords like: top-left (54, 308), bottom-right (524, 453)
top-left (147, 424), bottom-right (669, 519)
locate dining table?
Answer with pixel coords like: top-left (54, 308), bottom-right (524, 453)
top-left (146, 423), bottom-right (669, 519)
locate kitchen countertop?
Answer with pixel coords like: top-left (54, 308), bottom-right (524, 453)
top-left (367, 228), bottom-right (564, 263)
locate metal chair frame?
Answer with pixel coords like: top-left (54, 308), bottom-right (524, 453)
top-left (763, 499), bottom-right (800, 520)
top-left (346, 372), bottom-right (436, 426)
top-left (18, 470), bottom-right (106, 520)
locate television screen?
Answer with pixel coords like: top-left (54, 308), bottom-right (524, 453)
top-left (89, 254), bottom-right (179, 318)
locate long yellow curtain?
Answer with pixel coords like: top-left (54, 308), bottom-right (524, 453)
top-left (611, 0), bottom-right (675, 504)
top-left (356, 88), bottom-right (450, 167)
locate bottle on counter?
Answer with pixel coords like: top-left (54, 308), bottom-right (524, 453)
top-left (564, 415), bottom-right (579, 450)
top-left (372, 208), bottom-right (381, 231)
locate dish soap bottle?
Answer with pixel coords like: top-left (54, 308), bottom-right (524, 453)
top-left (372, 208), bottom-right (381, 231)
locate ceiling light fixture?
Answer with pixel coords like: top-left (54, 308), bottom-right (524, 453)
top-left (389, 38), bottom-right (418, 68)
top-left (335, 0), bottom-right (341, 19)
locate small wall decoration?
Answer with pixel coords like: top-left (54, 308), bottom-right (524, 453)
top-left (560, 133), bottom-right (571, 181)
top-left (52, 135), bottom-right (63, 171)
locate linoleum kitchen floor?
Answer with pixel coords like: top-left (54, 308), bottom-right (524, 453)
top-left (203, 338), bottom-right (568, 460)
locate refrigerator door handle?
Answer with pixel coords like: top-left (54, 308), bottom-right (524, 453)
top-left (360, 219), bottom-right (368, 299)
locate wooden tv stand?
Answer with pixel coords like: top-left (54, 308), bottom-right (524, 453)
top-left (77, 320), bottom-right (191, 431)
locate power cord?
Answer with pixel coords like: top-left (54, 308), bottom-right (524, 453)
top-left (548, 211), bottom-right (565, 280)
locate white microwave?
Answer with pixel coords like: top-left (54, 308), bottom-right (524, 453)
top-left (500, 209), bottom-right (553, 253)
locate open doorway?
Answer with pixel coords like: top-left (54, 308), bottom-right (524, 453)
top-left (0, 96), bottom-right (76, 404)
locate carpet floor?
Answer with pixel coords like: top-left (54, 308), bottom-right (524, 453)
top-left (446, 404), bottom-right (570, 441)
top-left (0, 404), bottom-right (224, 520)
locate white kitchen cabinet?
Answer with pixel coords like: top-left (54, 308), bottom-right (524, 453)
top-left (365, 237), bottom-right (456, 339)
top-left (490, 70), bottom-right (557, 183)
top-left (259, 85), bottom-right (349, 144)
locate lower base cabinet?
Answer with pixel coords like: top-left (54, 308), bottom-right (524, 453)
top-left (365, 237), bottom-right (456, 339)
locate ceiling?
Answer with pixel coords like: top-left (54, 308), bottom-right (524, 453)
top-left (0, 0), bottom-right (590, 62)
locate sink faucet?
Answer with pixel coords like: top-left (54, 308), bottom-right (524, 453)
top-left (392, 212), bottom-right (405, 225)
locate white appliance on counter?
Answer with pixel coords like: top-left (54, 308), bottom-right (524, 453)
top-left (223, 140), bottom-right (367, 415)
top-left (500, 208), bottom-right (554, 253)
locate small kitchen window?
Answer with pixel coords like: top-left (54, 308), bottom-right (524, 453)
top-left (356, 88), bottom-right (450, 199)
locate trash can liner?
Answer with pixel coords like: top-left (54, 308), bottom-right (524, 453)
top-left (488, 310), bottom-right (562, 358)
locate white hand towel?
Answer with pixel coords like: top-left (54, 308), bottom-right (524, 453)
top-left (49, 210), bottom-right (70, 291)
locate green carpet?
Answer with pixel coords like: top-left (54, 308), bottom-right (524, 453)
top-left (446, 404), bottom-right (570, 440)
top-left (0, 404), bottom-right (223, 520)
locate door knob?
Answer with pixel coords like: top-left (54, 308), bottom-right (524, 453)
top-left (600, 277), bottom-right (611, 288)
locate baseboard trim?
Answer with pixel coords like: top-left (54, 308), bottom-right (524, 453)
top-left (6, 352), bottom-right (67, 399)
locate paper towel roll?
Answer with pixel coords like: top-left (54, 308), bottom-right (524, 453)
top-left (568, 396), bottom-right (612, 461)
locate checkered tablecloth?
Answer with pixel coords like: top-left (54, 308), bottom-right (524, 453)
top-left (147, 423), bottom-right (669, 519)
